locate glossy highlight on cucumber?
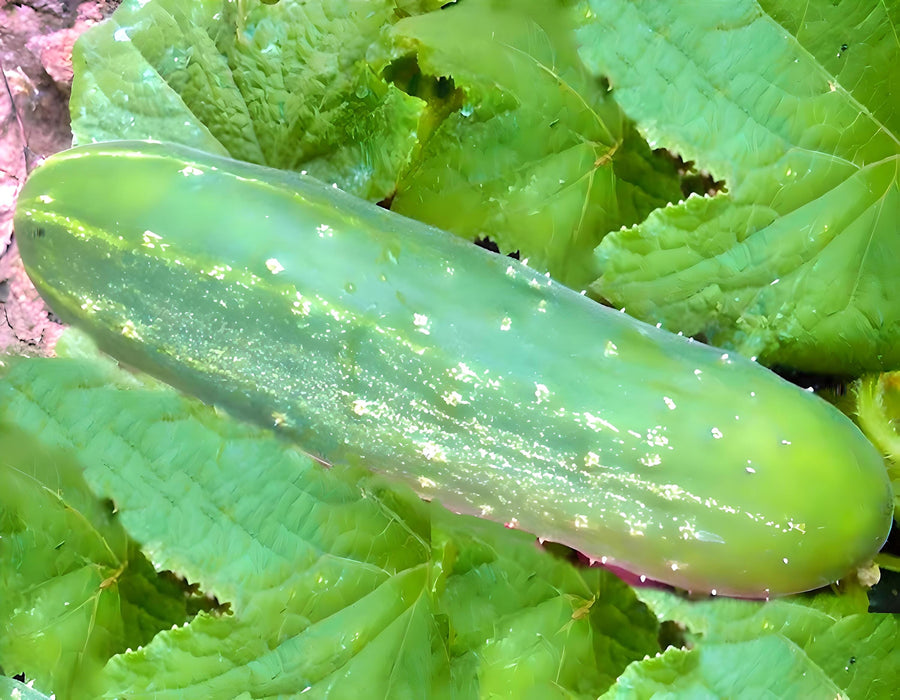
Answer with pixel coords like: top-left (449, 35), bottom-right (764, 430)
top-left (14, 140), bottom-right (893, 597)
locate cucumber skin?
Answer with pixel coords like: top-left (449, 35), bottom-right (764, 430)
top-left (15, 141), bottom-right (892, 597)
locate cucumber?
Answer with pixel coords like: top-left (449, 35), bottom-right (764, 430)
top-left (14, 140), bottom-right (893, 597)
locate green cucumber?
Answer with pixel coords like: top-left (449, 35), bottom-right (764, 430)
top-left (14, 140), bottom-right (893, 597)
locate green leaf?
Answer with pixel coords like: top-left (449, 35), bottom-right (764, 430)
top-left (71, 0), bottom-right (425, 200)
top-left (610, 586), bottom-right (900, 699)
top-left (0, 356), bottom-right (658, 697)
top-left (580, 0), bottom-right (900, 373)
top-left (431, 513), bottom-right (658, 697)
top-left (210, 0), bottom-right (424, 198)
top-left (602, 639), bottom-right (848, 700)
top-left (71, 0), bottom-right (231, 157)
top-left (0, 422), bottom-right (196, 699)
top-left (636, 585), bottom-right (868, 642)
top-left (387, 0), bottom-right (682, 290)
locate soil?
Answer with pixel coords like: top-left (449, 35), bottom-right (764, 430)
top-left (0, 0), bottom-right (120, 356)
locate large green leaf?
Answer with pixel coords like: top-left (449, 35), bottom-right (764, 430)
top-left (607, 586), bottom-right (900, 699)
top-left (0, 352), bottom-right (658, 697)
top-left (70, 0), bottom-right (235, 158)
top-left (580, 0), bottom-right (900, 373)
top-left (0, 416), bottom-right (202, 699)
top-left (603, 639), bottom-right (848, 699)
top-left (70, 0), bottom-right (424, 200)
top-left (386, 0), bottom-right (682, 290)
